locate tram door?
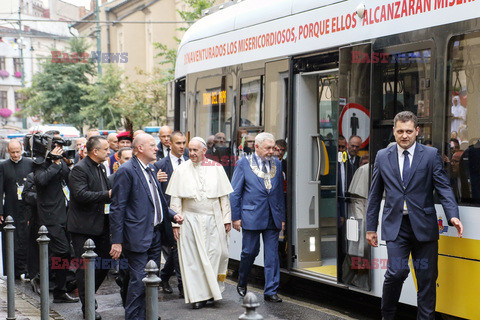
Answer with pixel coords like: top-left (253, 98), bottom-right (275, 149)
top-left (292, 68), bottom-right (339, 279)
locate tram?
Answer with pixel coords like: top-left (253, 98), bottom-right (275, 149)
top-left (169, 0), bottom-right (480, 318)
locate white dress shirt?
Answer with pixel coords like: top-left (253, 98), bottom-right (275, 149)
top-left (397, 142), bottom-right (416, 214)
top-left (170, 153), bottom-right (185, 171)
top-left (136, 157), bottom-right (163, 225)
top-left (254, 152), bottom-right (270, 173)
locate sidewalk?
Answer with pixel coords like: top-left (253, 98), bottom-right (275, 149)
top-left (0, 277), bottom-right (64, 320)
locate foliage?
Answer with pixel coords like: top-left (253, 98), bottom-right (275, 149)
top-left (19, 37), bottom-right (95, 128)
top-left (153, 0), bottom-right (215, 81)
top-left (110, 67), bottom-right (167, 128)
top-left (80, 64), bottom-right (123, 129)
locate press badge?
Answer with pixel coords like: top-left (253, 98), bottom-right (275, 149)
top-left (104, 204), bottom-right (110, 214)
top-left (62, 185), bottom-right (70, 201)
top-left (17, 184), bottom-right (24, 200)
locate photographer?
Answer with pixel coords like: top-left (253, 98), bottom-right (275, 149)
top-left (33, 130), bottom-right (78, 303)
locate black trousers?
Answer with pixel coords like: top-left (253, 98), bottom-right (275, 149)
top-left (382, 215), bottom-right (438, 320)
top-left (27, 220), bottom-right (40, 279)
top-left (70, 229), bottom-right (111, 309)
top-left (160, 243), bottom-right (182, 290)
top-left (47, 224), bottom-right (71, 298)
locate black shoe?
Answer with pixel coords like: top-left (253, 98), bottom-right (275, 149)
top-left (82, 311), bottom-right (102, 320)
top-left (192, 300), bottom-right (207, 309)
top-left (237, 285), bottom-right (247, 297)
top-left (31, 278), bottom-right (41, 295)
top-left (160, 281), bottom-right (173, 294)
top-left (179, 290), bottom-right (184, 299)
top-left (264, 294), bottom-right (282, 302)
top-left (53, 293), bottom-right (79, 303)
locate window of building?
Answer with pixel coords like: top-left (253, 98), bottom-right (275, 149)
top-left (13, 58), bottom-right (22, 73)
top-left (0, 57), bottom-right (6, 70)
top-left (14, 92), bottom-right (24, 109)
top-left (0, 91), bottom-right (7, 108)
top-left (445, 33), bottom-right (480, 205)
top-left (239, 76), bottom-right (264, 128)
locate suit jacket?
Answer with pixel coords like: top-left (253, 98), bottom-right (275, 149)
top-left (346, 155), bottom-right (360, 191)
top-left (366, 143), bottom-right (459, 242)
top-left (0, 158), bottom-right (33, 219)
top-left (22, 172), bottom-right (37, 223)
top-left (230, 156), bottom-right (285, 230)
top-left (153, 154), bottom-right (190, 205)
top-left (110, 156), bottom-right (174, 253)
top-left (67, 156), bottom-right (111, 236)
top-left (34, 159), bottom-right (70, 227)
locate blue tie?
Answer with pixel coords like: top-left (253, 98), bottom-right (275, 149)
top-left (402, 150), bottom-right (410, 186)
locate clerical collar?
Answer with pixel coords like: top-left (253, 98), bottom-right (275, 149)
top-left (10, 156), bottom-right (22, 164)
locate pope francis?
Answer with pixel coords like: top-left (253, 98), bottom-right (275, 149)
top-left (166, 137), bottom-right (233, 309)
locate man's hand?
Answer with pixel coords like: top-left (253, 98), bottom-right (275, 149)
top-left (366, 231), bottom-right (378, 247)
top-left (109, 189), bottom-right (112, 198)
top-left (110, 243), bottom-right (122, 260)
top-left (173, 214), bottom-right (184, 225)
top-left (0, 215), bottom-right (4, 225)
top-left (173, 227), bottom-right (181, 241)
top-left (225, 223), bottom-right (231, 233)
top-left (51, 147), bottom-right (63, 164)
top-left (281, 222), bottom-right (285, 231)
top-left (232, 220), bottom-right (241, 232)
top-left (157, 169), bottom-right (168, 182)
top-left (450, 217), bottom-right (463, 238)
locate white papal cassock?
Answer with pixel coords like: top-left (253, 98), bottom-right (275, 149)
top-left (166, 158), bottom-right (233, 303)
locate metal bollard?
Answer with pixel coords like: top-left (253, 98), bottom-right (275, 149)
top-left (5, 216), bottom-right (16, 320)
top-left (37, 225), bottom-right (50, 320)
top-left (239, 292), bottom-right (263, 320)
top-left (142, 260), bottom-right (161, 320)
top-left (82, 239), bottom-right (97, 320)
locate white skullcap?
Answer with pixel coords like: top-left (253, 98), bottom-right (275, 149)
top-left (191, 137), bottom-right (207, 148)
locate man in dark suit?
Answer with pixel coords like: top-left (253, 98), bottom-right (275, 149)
top-left (110, 133), bottom-right (180, 320)
top-left (0, 139), bottom-right (33, 278)
top-left (67, 135), bottom-right (112, 320)
top-left (107, 147), bottom-right (133, 187)
top-left (34, 130), bottom-right (79, 303)
top-left (153, 131), bottom-right (188, 298)
top-left (346, 135), bottom-right (361, 189)
top-left (156, 126), bottom-right (172, 160)
top-left (366, 111), bottom-right (463, 320)
top-left (231, 132), bottom-right (285, 302)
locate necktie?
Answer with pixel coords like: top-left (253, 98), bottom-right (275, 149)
top-left (262, 160), bottom-right (268, 174)
top-left (145, 167), bottom-right (162, 224)
top-left (178, 158), bottom-right (182, 166)
top-left (402, 150), bottom-right (410, 186)
top-left (166, 148), bottom-right (170, 156)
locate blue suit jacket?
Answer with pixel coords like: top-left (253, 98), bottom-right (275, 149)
top-left (230, 156), bottom-right (285, 230)
top-left (366, 143), bottom-right (459, 242)
top-left (153, 154), bottom-right (189, 205)
top-left (110, 156), bottom-right (175, 253)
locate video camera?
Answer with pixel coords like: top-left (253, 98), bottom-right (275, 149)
top-left (23, 133), bottom-right (73, 164)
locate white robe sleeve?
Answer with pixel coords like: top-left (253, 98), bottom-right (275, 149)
top-left (219, 195), bottom-right (231, 224)
top-left (170, 196), bottom-right (182, 228)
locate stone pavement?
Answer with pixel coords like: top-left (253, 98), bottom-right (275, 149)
top-left (4, 273), bottom-right (374, 320)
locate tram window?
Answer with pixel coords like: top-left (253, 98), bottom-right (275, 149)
top-left (378, 49), bottom-right (431, 120)
top-left (240, 76), bottom-right (264, 127)
top-left (195, 76), bottom-right (232, 141)
top-left (445, 33), bottom-right (480, 205)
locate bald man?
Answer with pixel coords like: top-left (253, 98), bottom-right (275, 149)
top-left (0, 139), bottom-right (34, 279)
top-left (156, 126), bottom-right (173, 160)
top-left (107, 133), bottom-right (119, 154)
top-left (110, 133), bottom-right (178, 320)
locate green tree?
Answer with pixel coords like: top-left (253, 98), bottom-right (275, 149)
top-left (154, 0), bottom-right (215, 81)
top-left (110, 67), bottom-right (167, 128)
top-left (19, 38), bottom-right (96, 128)
top-left (80, 64), bottom-right (123, 129)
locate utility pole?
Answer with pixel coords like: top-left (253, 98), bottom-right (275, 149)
top-left (96, 0), bottom-right (102, 76)
top-left (18, 6), bottom-right (27, 129)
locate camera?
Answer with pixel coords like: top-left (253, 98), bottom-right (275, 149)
top-left (23, 133), bottom-right (73, 164)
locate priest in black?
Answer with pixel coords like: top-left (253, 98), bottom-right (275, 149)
top-left (0, 139), bottom-right (34, 278)
top-left (67, 136), bottom-right (112, 320)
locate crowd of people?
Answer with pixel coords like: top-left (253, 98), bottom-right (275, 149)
top-left (0, 126), bottom-right (288, 320)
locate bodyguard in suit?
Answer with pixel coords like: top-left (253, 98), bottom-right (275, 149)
top-left (153, 131), bottom-right (188, 297)
top-left (156, 126), bottom-right (172, 160)
top-left (67, 135), bottom-right (112, 320)
top-left (110, 133), bottom-right (181, 320)
top-left (0, 139), bottom-right (33, 278)
top-left (231, 132), bottom-right (285, 302)
top-left (345, 135), bottom-right (362, 190)
top-left (366, 111), bottom-right (463, 320)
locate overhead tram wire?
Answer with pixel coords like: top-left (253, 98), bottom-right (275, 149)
top-left (0, 18), bottom-right (194, 24)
